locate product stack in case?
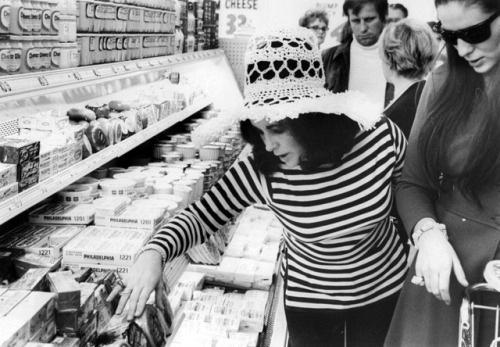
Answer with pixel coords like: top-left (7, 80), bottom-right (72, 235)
top-left (0, 138), bottom-right (40, 199)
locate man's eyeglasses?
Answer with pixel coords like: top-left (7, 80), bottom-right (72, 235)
top-left (308, 26), bottom-right (329, 33)
top-left (433, 12), bottom-right (498, 45)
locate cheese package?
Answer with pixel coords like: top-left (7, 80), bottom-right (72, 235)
top-left (0, 182), bottom-right (18, 202)
top-left (94, 205), bottom-right (165, 231)
top-left (0, 224), bottom-right (85, 257)
top-left (0, 138), bottom-right (40, 164)
top-left (1, 290), bottom-right (57, 339)
top-left (92, 196), bottom-right (129, 216)
top-left (8, 268), bottom-right (50, 291)
top-left (61, 261), bottom-right (132, 279)
top-left (17, 157), bottom-right (39, 192)
top-left (29, 203), bottom-right (95, 225)
top-left (0, 162), bottom-right (17, 187)
top-left (47, 271), bottom-right (81, 310)
top-left (62, 226), bottom-right (152, 267)
top-left (55, 282), bottom-right (97, 334)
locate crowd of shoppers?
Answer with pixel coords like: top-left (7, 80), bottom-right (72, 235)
top-left (109, 0), bottom-right (500, 345)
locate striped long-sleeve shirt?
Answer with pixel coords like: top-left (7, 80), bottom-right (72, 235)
top-left (150, 118), bottom-right (408, 310)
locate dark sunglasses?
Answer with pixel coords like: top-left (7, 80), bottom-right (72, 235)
top-left (433, 12), bottom-right (498, 45)
top-left (308, 25), bottom-right (329, 32)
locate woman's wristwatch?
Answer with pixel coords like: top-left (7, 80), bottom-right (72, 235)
top-left (412, 223), bottom-right (448, 250)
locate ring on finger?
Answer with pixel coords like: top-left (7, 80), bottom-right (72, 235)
top-left (411, 275), bottom-right (425, 286)
top-left (121, 289), bottom-right (132, 295)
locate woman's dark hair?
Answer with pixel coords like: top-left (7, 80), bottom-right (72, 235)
top-left (240, 113), bottom-right (359, 175)
top-left (419, 0), bottom-right (500, 200)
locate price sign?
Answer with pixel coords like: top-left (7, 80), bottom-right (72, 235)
top-left (219, 0), bottom-right (260, 38)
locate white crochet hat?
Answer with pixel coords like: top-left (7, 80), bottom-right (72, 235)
top-left (192, 27), bottom-right (382, 148)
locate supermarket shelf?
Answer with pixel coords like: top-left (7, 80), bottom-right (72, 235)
top-left (0, 49), bottom-right (225, 103)
top-left (0, 96), bottom-right (212, 225)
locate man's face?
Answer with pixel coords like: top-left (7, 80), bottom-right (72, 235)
top-left (348, 3), bottom-right (385, 46)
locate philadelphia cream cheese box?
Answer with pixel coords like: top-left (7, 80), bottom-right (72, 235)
top-left (29, 203), bottom-right (95, 225)
top-left (94, 205), bottom-right (164, 231)
top-left (62, 226), bottom-right (152, 267)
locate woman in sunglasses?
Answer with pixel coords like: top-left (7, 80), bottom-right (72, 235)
top-left (385, 0), bottom-right (500, 345)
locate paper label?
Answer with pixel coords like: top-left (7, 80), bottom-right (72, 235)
top-left (0, 5), bottom-right (10, 30)
top-left (42, 9), bottom-right (51, 31)
top-left (18, 7), bottom-right (30, 30)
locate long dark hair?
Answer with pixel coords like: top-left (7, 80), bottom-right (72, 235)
top-left (419, 0), bottom-right (500, 199)
top-left (240, 113), bottom-right (359, 175)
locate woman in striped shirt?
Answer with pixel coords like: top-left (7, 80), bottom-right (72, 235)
top-left (114, 28), bottom-right (409, 346)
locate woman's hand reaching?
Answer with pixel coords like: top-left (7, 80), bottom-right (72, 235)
top-left (107, 250), bottom-right (165, 321)
top-left (415, 229), bottom-right (469, 305)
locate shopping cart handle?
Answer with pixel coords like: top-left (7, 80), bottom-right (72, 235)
top-left (465, 283), bottom-right (500, 300)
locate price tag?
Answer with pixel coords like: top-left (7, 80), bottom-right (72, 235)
top-left (136, 61), bottom-right (149, 69)
top-left (96, 67), bottom-right (114, 76)
top-left (124, 63), bottom-right (139, 72)
top-left (3, 78), bottom-right (40, 93)
top-left (74, 72), bottom-right (82, 80)
top-left (44, 73), bottom-right (77, 86)
top-left (149, 60), bottom-right (157, 67)
top-left (112, 65), bottom-right (127, 74)
top-left (93, 69), bottom-right (102, 77)
top-left (79, 70), bottom-right (96, 80)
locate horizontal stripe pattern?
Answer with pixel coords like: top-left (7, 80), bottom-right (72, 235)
top-left (150, 118), bottom-right (408, 310)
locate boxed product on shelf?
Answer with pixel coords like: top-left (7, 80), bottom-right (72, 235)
top-left (0, 182), bottom-right (18, 202)
top-left (47, 271), bottom-right (82, 311)
top-left (62, 226), bottom-right (153, 267)
top-left (0, 138), bottom-right (40, 164)
top-left (55, 282), bottom-right (97, 335)
top-left (0, 162), bottom-right (17, 187)
top-left (0, 224), bottom-right (85, 258)
top-left (28, 203), bottom-right (96, 225)
top-left (17, 157), bottom-right (40, 192)
top-left (94, 205), bottom-right (165, 231)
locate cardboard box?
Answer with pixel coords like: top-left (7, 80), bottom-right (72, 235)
top-left (0, 162), bottom-right (17, 187)
top-left (0, 224), bottom-right (85, 257)
top-left (29, 204), bottom-right (95, 225)
top-left (94, 206), bottom-right (165, 231)
top-left (0, 138), bottom-right (40, 164)
top-left (62, 226), bottom-right (152, 267)
top-left (17, 158), bottom-right (39, 192)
